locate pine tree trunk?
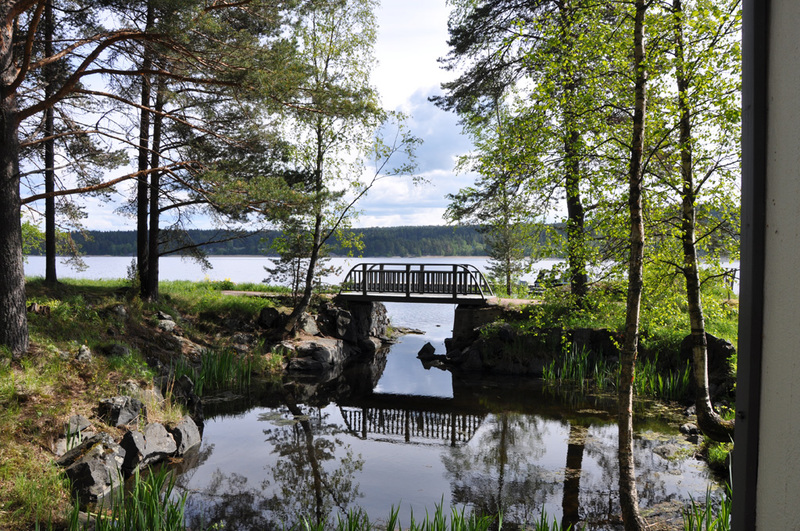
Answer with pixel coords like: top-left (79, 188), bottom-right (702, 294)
top-left (144, 77), bottom-right (165, 301)
top-left (0, 70), bottom-right (30, 356)
top-left (136, 2), bottom-right (154, 297)
top-left (44, 0), bottom-right (57, 286)
top-left (618, 0), bottom-right (648, 528)
top-left (674, 0), bottom-right (734, 443)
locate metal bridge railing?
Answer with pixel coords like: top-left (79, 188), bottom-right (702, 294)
top-left (340, 406), bottom-right (485, 446)
top-left (339, 263), bottom-right (494, 302)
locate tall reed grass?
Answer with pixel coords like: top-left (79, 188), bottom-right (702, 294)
top-left (544, 347), bottom-right (692, 402)
top-left (172, 348), bottom-right (252, 396)
top-left (682, 486), bottom-right (731, 531)
top-left (68, 468), bottom-right (187, 531)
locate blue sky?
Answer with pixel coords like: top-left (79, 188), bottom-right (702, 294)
top-left (47, 0), bottom-right (473, 231)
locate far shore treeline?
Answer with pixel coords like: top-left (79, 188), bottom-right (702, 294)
top-left (41, 225), bottom-right (553, 258)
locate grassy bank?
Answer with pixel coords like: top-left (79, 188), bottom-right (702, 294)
top-left (1, 277), bottom-right (293, 530)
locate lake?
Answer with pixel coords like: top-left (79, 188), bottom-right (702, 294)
top-left (23, 255), bottom-right (562, 286)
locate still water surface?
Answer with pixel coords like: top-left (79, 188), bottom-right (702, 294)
top-left (172, 302), bottom-right (716, 530)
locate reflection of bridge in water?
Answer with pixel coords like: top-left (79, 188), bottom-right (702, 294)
top-left (338, 393), bottom-right (487, 447)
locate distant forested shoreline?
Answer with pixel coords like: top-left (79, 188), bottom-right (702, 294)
top-left (45, 226), bottom-right (501, 257)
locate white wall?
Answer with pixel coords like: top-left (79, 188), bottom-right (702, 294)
top-left (758, 0), bottom-right (800, 527)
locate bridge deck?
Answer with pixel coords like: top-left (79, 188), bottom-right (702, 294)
top-left (339, 263), bottom-right (495, 305)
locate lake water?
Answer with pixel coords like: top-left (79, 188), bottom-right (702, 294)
top-left (23, 255), bottom-right (562, 286)
top-left (169, 301), bottom-right (716, 530)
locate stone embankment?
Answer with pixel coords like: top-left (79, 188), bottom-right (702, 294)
top-left (54, 376), bottom-right (202, 504)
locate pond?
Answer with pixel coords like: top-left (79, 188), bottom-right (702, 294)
top-left (173, 302), bottom-right (718, 530)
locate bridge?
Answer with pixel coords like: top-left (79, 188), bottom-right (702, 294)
top-left (338, 263), bottom-right (495, 305)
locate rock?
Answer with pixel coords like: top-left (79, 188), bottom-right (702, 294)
top-left (110, 304), bottom-right (127, 319)
top-left (98, 396), bottom-right (146, 427)
top-left (76, 345), bottom-right (92, 363)
top-left (653, 442), bottom-right (687, 460)
top-left (54, 415), bottom-right (96, 456)
top-left (286, 357), bottom-right (326, 373)
top-left (358, 337), bottom-right (383, 355)
top-left (168, 416), bottom-right (202, 455)
top-left (107, 343), bottom-right (131, 357)
top-left (120, 423), bottom-right (177, 474)
top-left (680, 333), bottom-right (737, 401)
top-left (348, 301), bottom-right (390, 338)
top-left (169, 375), bottom-right (204, 432)
top-left (417, 342), bottom-right (437, 360)
top-left (66, 414), bottom-right (92, 435)
top-left (295, 338), bottom-right (345, 365)
top-left (680, 423), bottom-right (700, 436)
top-left (157, 310), bottom-right (173, 320)
top-left (232, 332), bottom-right (255, 345)
top-left (298, 313), bottom-right (320, 336)
top-left (258, 307), bottom-right (282, 329)
top-left (447, 346), bottom-right (484, 372)
top-left (58, 433), bottom-right (126, 504)
top-left (158, 319), bottom-right (177, 332)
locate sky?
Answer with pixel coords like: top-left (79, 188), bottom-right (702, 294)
top-left (64, 0), bottom-right (473, 231)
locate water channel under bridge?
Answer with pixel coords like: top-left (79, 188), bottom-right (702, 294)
top-left (339, 263), bottom-right (495, 305)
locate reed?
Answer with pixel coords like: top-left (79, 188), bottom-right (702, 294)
top-left (69, 468), bottom-right (187, 531)
top-left (634, 356), bottom-right (691, 402)
top-left (172, 348), bottom-right (252, 397)
top-left (682, 486), bottom-right (731, 531)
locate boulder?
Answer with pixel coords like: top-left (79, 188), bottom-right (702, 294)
top-left (358, 337), bottom-right (383, 355)
top-left (99, 396), bottom-right (146, 427)
top-left (157, 319), bottom-right (177, 333)
top-left (680, 333), bottom-right (737, 400)
top-left (169, 375), bottom-right (204, 432)
top-left (76, 345), bottom-right (92, 363)
top-left (168, 416), bottom-right (202, 455)
top-left (232, 332), bottom-right (255, 345)
top-left (296, 338), bottom-right (345, 365)
top-left (120, 423), bottom-right (177, 474)
top-left (58, 433), bottom-right (126, 503)
top-left (110, 304), bottom-right (127, 319)
top-left (106, 343), bottom-right (131, 357)
top-left (417, 342), bottom-right (437, 361)
top-left (298, 313), bottom-right (320, 336)
top-left (447, 345), bottom-right (484, 372)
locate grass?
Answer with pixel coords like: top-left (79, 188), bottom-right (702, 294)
top-left (683, 486), bottom-right (732, 531)
top-left (2, 276), bottom-right (282, 529)
top-left (543, 346), bottom-right (692, 402)
top-left (171, 348), bottom-right (253, 396)
top-left (68, 467), bottom-right (187, 531)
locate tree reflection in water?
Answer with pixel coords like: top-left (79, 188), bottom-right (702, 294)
top-left (179, 393), bottom-right (364, 530)
top-left (442, 412), bottom-right (556, 524)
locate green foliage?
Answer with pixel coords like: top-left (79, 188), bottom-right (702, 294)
top-left (683, 486), bottom-right (731, 531)
top-left (172, 349), bottom-right (252, 397)
top-left (69, 468), bottom-right (187, 531)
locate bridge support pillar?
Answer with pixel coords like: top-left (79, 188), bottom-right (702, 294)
top-left (448, 303), bottom-right (504, 352)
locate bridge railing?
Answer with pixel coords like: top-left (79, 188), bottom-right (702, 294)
top-left (339, 263), bottom-right (494, 301)
top-left (340, 406), bottom-right (485, 446)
